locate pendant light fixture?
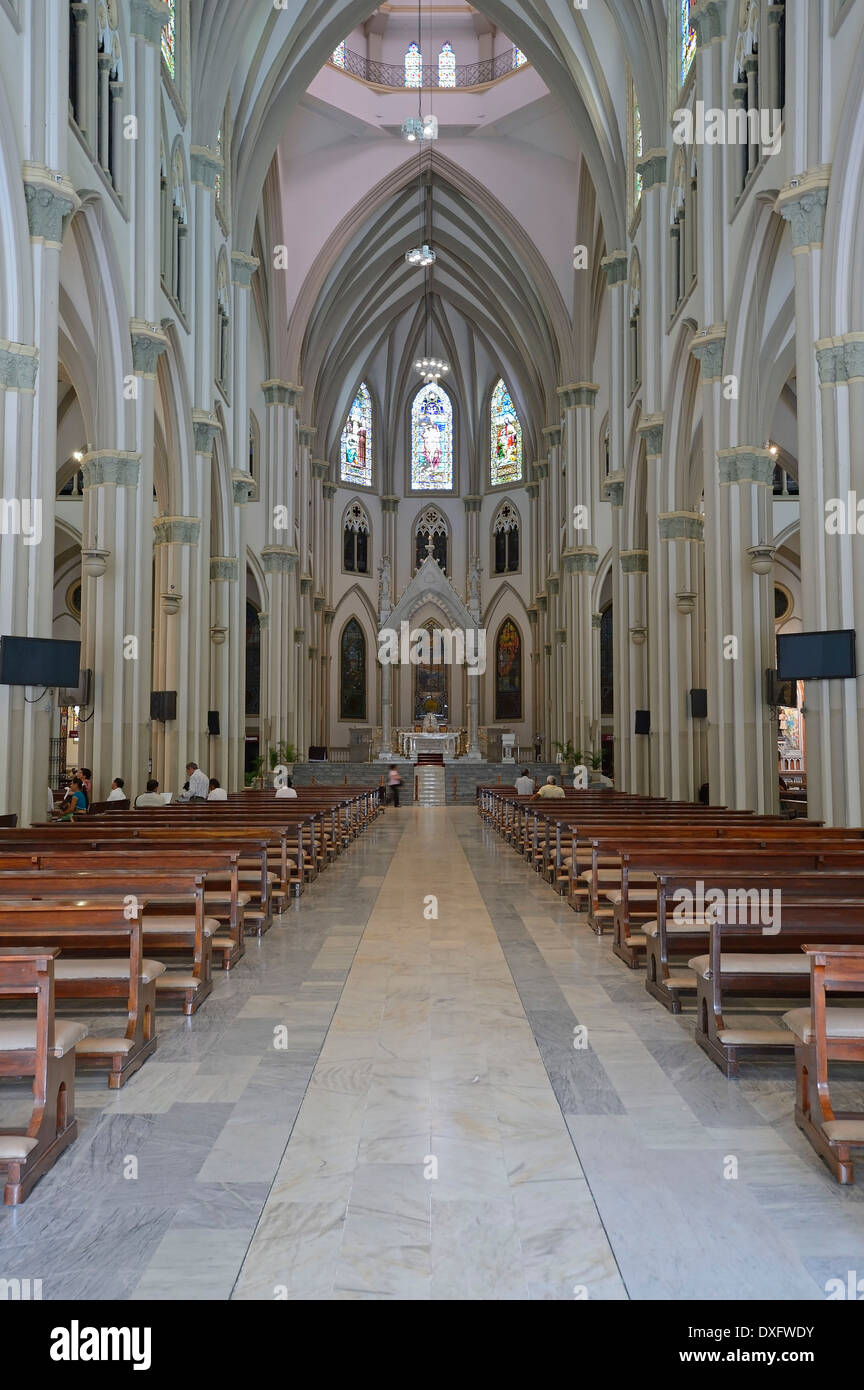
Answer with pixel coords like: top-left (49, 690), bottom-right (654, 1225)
top-left (405, 0), bottom-right (438, 270)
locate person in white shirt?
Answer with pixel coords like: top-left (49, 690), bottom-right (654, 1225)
top-left (275, 777), bottom-right (298, 799)
top-left (183, 762), bottom-right (209, 802)
top-left (135, 779), bottom-right (165, 808)
top-left (107, 777), bottom-right (127, 802)
top-left (207, 778), bottom-right (228, 801)
top-left (514, 768), bottom-right (535, 796)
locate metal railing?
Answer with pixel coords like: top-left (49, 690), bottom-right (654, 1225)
top-left (331, 45), bottom-right (528, 90)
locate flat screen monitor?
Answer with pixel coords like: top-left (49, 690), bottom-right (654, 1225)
top-left (0, 636), bottom-right (81, 687)
top-left (776, 630), bottom-right (856, 681)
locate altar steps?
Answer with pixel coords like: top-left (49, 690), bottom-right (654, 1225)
top-left (416, 753), bottom-right (445, 766)
top-left (414, 765), bottom-right (446, 806)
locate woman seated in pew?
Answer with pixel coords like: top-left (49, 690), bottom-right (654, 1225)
top-left (52, 775), bottom-right (88, 821)
top-left (207, 778), bottom-right (228, 801)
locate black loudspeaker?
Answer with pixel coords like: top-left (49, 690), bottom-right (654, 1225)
top-left (689, 688), bottom-right (708, 719)
top-left (635, 709), bottom-right (651, 735)
top-left (150, 691), bottom-right (177, 722)
top-left (207, 710), bottom-right (220, 736)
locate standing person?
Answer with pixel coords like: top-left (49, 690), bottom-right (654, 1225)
top-left (207, 778), bottom-right (228, 801)
top-left (532, 775), bottom-right (565, 800)
top-left (514, 768), bottom-right (535, 796)
top-left (184, 762), bottom-right (209, 802)
top-left (387, 764), bottom-right (403, 808)
top-left (107, 777), bottom-right (126, 802)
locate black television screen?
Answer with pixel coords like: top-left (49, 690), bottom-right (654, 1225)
top-left (0, 636), bottom-right (82, 687)
top-left (776, 630), bottom-right (856, 681)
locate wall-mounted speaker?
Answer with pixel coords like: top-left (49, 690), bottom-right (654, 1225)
top-left (150, 690), bottom-right (177, 722)
top-left (207, 710), bottom-right (220, 736)
top-left (689, 688), bottom-right (708, 719)
top-left (635, 709), bottom-right (651, 735)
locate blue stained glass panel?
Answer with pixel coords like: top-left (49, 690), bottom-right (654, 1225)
top-left (411, 384), bottom-right (453, 491)
top-left (490, 379), bottom-right (523, 485)
top-left (340, 383), bottom-right (373, 487)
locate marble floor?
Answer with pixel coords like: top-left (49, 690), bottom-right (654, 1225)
top-left (2, 806), bottom-right (864, 1300)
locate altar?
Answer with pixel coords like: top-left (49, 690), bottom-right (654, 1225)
top-left (398, 730), bottom-right (462, 760)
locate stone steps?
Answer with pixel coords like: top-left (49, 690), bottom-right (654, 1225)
top-left (415, 766), bottom-right (446, 806)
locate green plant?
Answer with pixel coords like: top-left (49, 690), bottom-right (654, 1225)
top-left (590, 751), bottom-right (604, 770)
top-left (554, 740), bottom-right (579, 764)
top-left (269, 740), bottom-right (297, 769)
top-left (245, 755), bottom-right (265, 787)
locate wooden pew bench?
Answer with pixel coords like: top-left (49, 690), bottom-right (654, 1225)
top-left (783, 945), bottom-right (864, 1183)
top-left (0, 947), bottom-right (86, 1204)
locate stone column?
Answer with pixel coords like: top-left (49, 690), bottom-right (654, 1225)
top-left (640, 413), bottom-right (670, 795)
top-left (323, 480), bottom-right (338, 745)
top-left (151, 516), bottom-right (202, 789)
top-left (658, 511), bottom-right (706, 800)
top-left (559, 383), bottom-right (600, 755)
top-left (208, 554), bottom-right (238, 786)
top-left (621, 550), bottom-right (649, 791)
top-left (542, 425), bottom-right (563, 746)
top-left (691, 325), bottom-right (727, 807)
top-left (261, 380), bottom-right (302, 752)
top-left (601, 249), bottom-right (629, 786)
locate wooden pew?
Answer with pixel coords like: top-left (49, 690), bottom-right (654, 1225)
top-left (0, 894), bottom-right (158, 1087)
top-left (0, 946), bottom-right (86, 1204)
top-left (784, 944), bottom-right (864, 1183)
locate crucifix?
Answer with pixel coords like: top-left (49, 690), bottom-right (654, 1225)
top-left (425, 533), bottom-right (436, 560)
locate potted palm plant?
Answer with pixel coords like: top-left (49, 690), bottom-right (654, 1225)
top-left (554, 740), bottom-right (579, 776)
top-left (269, 741), bottom-right (298, 779)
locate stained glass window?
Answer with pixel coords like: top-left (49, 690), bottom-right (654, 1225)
top-left (411, 384), bottom-right (453, 491)
top-left (634, 100), bottom-right (643, 209)
top-left (680, 0), bottom-right (696, 87)
top-left (490, 379), bottom-right (523, 486)
top-left (438, 42), bottom-right (455, 87)
top-left (340, 383), bottom-right (373, 487)
top-left (215, 125), bottom-right (223, 205)
top-left (340, 619), bottom-right (366, 721)
top-left (332, 41), bottom-right (346, 69)
top-left (405, 42), bottom-right (422, 88)
top-left (495, 619), bottom-right (522, 721)
top-left (161, 0), bottom-right (176, 79)
top-left (514, 48), bottom-right (528, 68)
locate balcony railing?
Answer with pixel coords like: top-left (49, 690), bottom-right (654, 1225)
top-left (330, 46), bottom-right (529, 90)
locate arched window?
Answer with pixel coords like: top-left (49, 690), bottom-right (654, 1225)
top-left (628, 65), bottom-right (643, 223)
top-left (438, 42), bottom-right (456, 87)
top-left (513, 48), bottom-right (528, 68)
top-left (414, 620), bottom-right (449, 723)
top-left (492, 501), bottom-right (520, 575)
top-left (340, 383), bottom-right (373, 487)
top-left (732, 0), bottom-right (761, 192)
top-left (216, 253), bottom-right (230, 394)
top-left (167, 145), bottom-right (188, 309)
top-left (490, 378), bottom-right (523, 486)
top-left (601, 418), bottom-right (611, 480)
top-left (69, 2), bottom-right (86, 131)
top-left (215, 97), bottom-right (231, 233)
top-left (331, 41), bottom-right (346, 69)
top-left (343, 501), bottom-right (370, 575)
top-left (415, 505), bottom-right (448, 573)
top-left (248, 411), bottom-right (260, 499)
top-left (495, 619), bottom-right (522, 721)
top-left (95, 2), bottom-right (123, 188)
top-left (629, 254), bottom-right (641, 394)
top-left (679, 0), bottom-right (697, 88)
top-left (405, 42), bottom-right (422, 88)
top-left (162, 0), bottom-right (177, 80)
top-left (340, 619), bottom-right (366, 720)
top-left (600, 605), bottom-right (614, 716)
top-left (411, 383), bottom-right (453, 491)
top-left (245, 602), bottom-right (261, 717)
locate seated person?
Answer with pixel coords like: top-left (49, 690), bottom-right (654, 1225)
top-left (275, 777), bottom-right (298, 799)
top-left (134, 779), bottom-right (165, 808)
top-left (107, 777), bottom-right (127, 802)
top-left (207, 778), bottom-right (228, 801)
top-left (532, 775), bottom-right (565, 801)
top-left (514, 768), bottom-right (535, 796)
top-left (53, 775), bottom-right (88, 820)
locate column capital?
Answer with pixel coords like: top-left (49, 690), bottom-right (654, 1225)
top-left (192, 409), bottom-right (221, 455)
top-left (546, 573), bottom-right (560, 595)
top-left (554, 627), bottom-right (567, 645)
top-left (620, 549), bottom-right (649, 574)
top-left (131, 318), bottom-right (169, 377)
top-left (22, 163), bottom-right (79, 246)
top-left (557, 382), bottom-right (599, 408)
top-left (690, 324), bottom-right (727, 381)
top-left (300, 574), bottom-right (313, 595)
top-left (535, 592), bottom-right (548, 612)
top-left (602, 471), bottom-right (625, 507)
top-left (262, 380), bottom-right (303, 407)
top-left (298, 425), bottom-right (317, 448)
top-left (717, 447), bottom-right (774, 485)
top-left (232, 470), bottom-right (255, 504)
top-left (311, 459), bottom-right (330, 480)
top-left (190, 145), bottom-right (223, 190)
top-left (776, 166), bottom-right (831, 251)
top-left (323, 608), bottom-right (336, 626)
top-left (600, 250), bottom-right (628, 286)
top-left (638, 413), bottom-right (664, 456)
top-left (526, 481), bottom-right (539, 500)
top-left (592, 612), bottom-right (604, 630)
top-left (230, 252), bottom-right (259, 288)
top-left (313, 593), bottom-right (325, 612)
top-left (463, 495), bottom-right (483, 513)
top-left (153, 516), bottom-right (201, 545)
top-left (257, 611), bottom-right (270, 631)
top-left (532, 459), bottom-right (549, 479)
top-left (381, 495), bottom-right (400, 512)
top-left (636, 149), bottom-right (667, 190)
top-left (542, 424), bottom-right (563, 447)
top-left (0, 340), bottom-right (39, 392)
top-left (658, 511), bottom-right (705, 541)
top-left (81, 451), bottom-right (141, 487)
top-left (210, 556), bottom-right (239, 582)
top-left (294, 628), bottom-right (306, 643)
top-left (691, 0), bottom-right (727, 47)
top-left (129, 0), bottom-right (170, 43)
top-left (261, 545), bottom-right (299, 574)
top-left (816, 334), bottom-right (864, 386)
top-left (323, 482), bottom-right (339, 500)
top-left (562, 546), bottom-right (599, 574)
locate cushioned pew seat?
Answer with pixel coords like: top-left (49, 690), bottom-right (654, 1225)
top-left (643, 916), bottom-right (712, 937)
top-left (689, 953), bottom-right (810, 978)
top-left (0, 1018), bottom-right (88, 1057)
top-left (605, 888), bottom-right (657, 905)
top-left (783, 1007), bottom-right (864, 1044)
top-left (54, 958), bottom-right (166, 983)
top-left (0, 1136), bottom-right (39, 1160)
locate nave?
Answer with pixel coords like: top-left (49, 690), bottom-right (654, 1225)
top-left (4, 806), bottom-right (864, 1302)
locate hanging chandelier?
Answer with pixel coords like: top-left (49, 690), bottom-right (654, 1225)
top-left (414, 357), bottom-right (449, 383)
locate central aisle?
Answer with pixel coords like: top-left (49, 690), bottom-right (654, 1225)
top-left (234, 806), bottom-right (626, 1299)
